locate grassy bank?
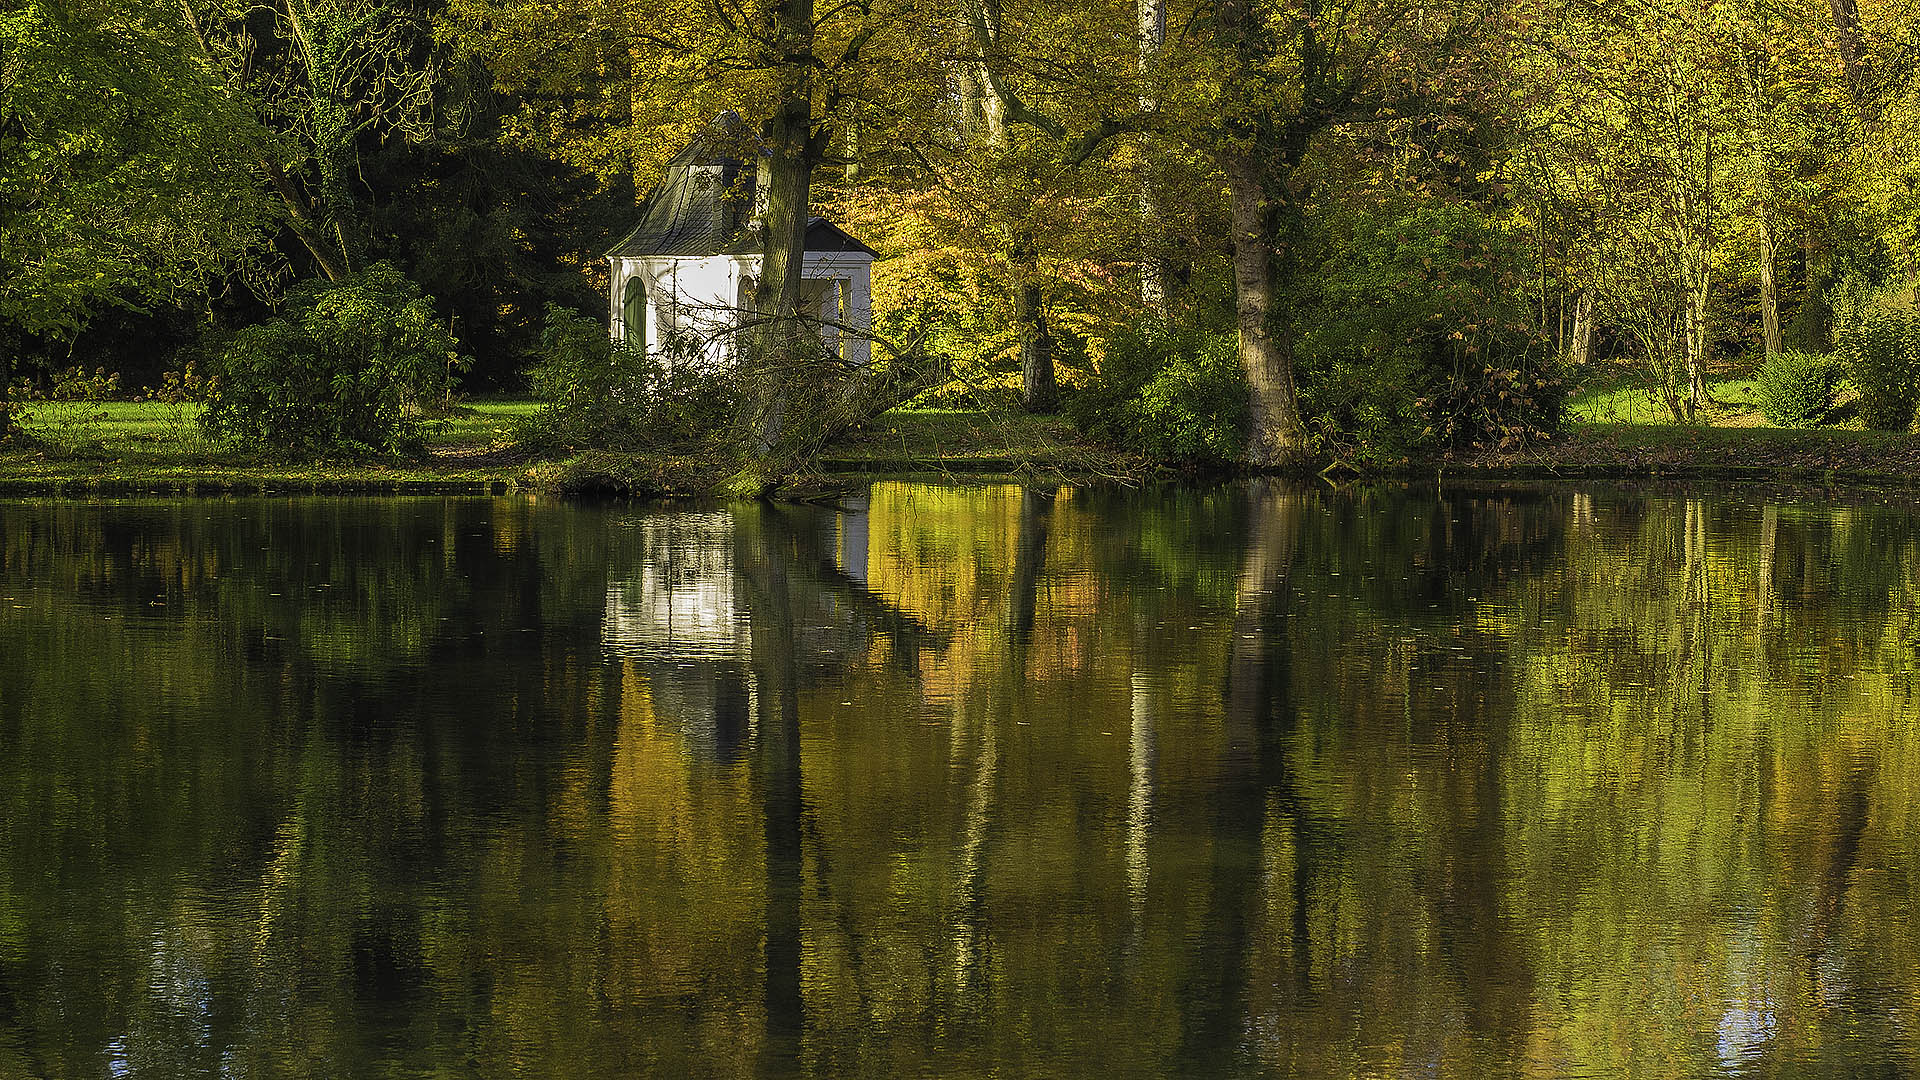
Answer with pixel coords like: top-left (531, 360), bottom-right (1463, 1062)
top-left (1450, 423), bottom-right (1920, 487)
top-left (9, 393), bottom-right (1920, 496)
top-left (0, 400), bottom-right (1137, 495)
top-left (0, 401), bottom-right (538, 494)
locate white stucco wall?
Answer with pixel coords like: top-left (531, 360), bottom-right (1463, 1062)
top-left (609, 250), bottom-right (873, 369)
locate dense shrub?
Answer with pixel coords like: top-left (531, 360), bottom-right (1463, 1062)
top-left (1833, 281), bottom-right (1920, 431)
top-left (519, 304), bottom-right (735, 451)
top-left (1071, 323), bottom-right (1247, 467)
top-left (1753, 350), bottom-right (1838, 427)
top-left (1299, 203), bottom-right (1562, 462)
top-left (200, 265), bottom-right (462, 455)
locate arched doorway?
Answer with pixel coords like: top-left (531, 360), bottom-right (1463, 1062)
top-left (622, 275), bottom-right (648, 350)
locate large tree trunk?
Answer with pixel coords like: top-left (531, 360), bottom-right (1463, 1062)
top-left (1011, 248), bottom-right (1057, 412)
top-left (262, 159), bottom-right (349, 281)
top-left (1222, 154), bottom-right (1307, 466)
top-left (177, 0), bottom-right (350, 281)
top-left (1828, 0), bottom-right (1871, 110)
top-left (961, 0), bottom-right (1008, 147)
top-left (746, 0), bottom-right (819, 468)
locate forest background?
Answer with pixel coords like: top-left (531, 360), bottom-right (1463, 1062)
top-left (3, 0), bottom-right (1920, 483)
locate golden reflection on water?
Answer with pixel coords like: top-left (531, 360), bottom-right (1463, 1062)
top-left (2, 485), bottom-right (1919, 1077)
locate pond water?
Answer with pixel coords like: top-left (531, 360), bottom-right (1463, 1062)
top-left (2, 482), bottom-right (1918, 1078)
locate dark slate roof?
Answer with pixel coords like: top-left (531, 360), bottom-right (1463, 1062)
top-left (606, 114), bottom-right (876, 259)
top-left (803, 217), bottom-right (878, 257)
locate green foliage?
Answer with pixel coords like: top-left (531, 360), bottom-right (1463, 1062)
top-left (1300, 204), bottom-right (1562, 462)
top-left (0, 0), bottom-right (276, 338)
top-left (152, 363), bottom-right (211, 444)
top-left (1072, 323), bottom-right (1246, 466)
top-left (1833, 279), bottom-right (1920, 432)
top-left (199, 265), bottom-right (464, 456)
top-left (519, 304), bottom-right (735, 451)
top-left (1752, 350), bottom-right (1838, 427)
top-left (4, 365), bottom-right (122, 448)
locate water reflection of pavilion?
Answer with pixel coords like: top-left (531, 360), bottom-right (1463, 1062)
top-left (602, 513), bottom-right (753, 662)
top-left (599, 503), bottom-right (881, 762)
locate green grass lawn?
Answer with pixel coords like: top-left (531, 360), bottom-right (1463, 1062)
top-left (829, 408), bottom-right (1091, 465)
top-left (0, 400), bottom-right (543, 492)
top-left (1566, 371), bottom-right (1767, 426)
top-left (11, 399), bottom-right (536, 450)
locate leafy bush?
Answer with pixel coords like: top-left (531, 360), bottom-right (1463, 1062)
top-left (4, 365), bottom-right (121, 449)
top-left (1072, 323), bottom-right (1246, 466)
top-left (1833, 280), bottom-right (1920, 431)
top-left (519, 304), bottom-right (735, 451)
top-left (200, 265), bottom-right (463, 456)
top-left (1299, 203), bottom-right (1562, 462)
top-left (1753, 350), bottom-right (1838, 427)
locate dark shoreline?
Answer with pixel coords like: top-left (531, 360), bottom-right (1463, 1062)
top-left (6, 423), bottom-right (1920, 498)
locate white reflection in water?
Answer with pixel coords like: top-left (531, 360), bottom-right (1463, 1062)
top-left (603, 513), bottom-right (748, 662)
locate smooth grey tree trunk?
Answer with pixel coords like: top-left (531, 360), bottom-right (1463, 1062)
top-left (1223, 154), bottom-right (1307, 466)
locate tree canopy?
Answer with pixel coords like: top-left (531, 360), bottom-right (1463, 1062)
top-left (4, 0), bottom-right (1919, 464)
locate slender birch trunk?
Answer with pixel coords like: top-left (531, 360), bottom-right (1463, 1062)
top-left (1759, 221), bottom-right (1781, 357)
top-left (1568, 289), bottom-right (1596, 368)
top-left (1684, 241), bottom-right (1710, 418)
top-left (1137, 0), bottom-right (1171, 317)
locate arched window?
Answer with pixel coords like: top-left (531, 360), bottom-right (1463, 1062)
top-left (622, 275), bottom-right (648, 350)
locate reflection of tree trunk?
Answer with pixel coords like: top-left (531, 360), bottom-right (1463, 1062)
top-left (1756, 504), bottom-right (1777, 640)
top-left (950, 698), bottom-right (998, 996)
top-left (1805, 763), bottom-right (1870, 996)
top-left (1127, 673), bottom-right (1155, 931)
top-left (737, 506), bottom-right (806, 1076)
top-left (1424, 693), bottom-right (1535, 1049)
top-left (1179, 482), bottom-right (1303, 1069)
top-left (1008, 487), bottom-right (1055, 645)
